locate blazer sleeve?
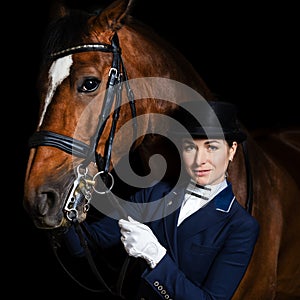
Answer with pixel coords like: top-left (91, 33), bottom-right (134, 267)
top-left (62, 215), bottom-right (122, 257)
top-left (61, 181), bottom-right (169, 257)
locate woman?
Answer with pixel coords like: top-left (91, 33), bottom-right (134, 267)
top-left (63, 100), bottom-right (259, 300)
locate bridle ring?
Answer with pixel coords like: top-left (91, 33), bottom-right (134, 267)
top-left (92, 171), bottom-right (114, 194)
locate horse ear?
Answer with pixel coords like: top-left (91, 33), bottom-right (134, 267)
top-left (48, 0), bottom-right (69, 20)
top-left (95, 0), bottom-right (135, 30)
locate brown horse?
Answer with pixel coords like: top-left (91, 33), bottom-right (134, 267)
top-left (23, 0), bottom-right (300, 299)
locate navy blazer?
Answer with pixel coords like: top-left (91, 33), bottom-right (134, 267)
top-left (63, 181), bottom-right (259, 300)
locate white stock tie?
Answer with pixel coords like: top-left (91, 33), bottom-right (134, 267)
top-left (177, 180), bottom-right (227, 226)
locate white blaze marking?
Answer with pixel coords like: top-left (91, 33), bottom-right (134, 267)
top-left (38, 55), bottom-right (73, 128)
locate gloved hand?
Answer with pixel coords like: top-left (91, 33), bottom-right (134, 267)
top-left (119, 216), bottom-right (166, 268)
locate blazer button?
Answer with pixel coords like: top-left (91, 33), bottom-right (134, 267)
top-left (154, 281), bottom-right (159, 287)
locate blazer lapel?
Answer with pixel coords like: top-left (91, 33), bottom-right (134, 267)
top-left (162, 187), bottom-right (185, 262)
top-left (177, 184), bottom-right (237, 239)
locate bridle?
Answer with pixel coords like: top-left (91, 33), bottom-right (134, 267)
top-left (28, 32), bottom-right (137, 297)
top-left (29, 33), bottom-right (137, 221)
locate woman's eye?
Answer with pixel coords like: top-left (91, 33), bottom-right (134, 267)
top-left (208, 145), bottom-right (218, 151)
top-left (78, 78), bottom-right (100, 93)
top-left (184, 144), bottom-right (196, 152)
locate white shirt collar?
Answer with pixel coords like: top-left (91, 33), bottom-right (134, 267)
top-left (186, 179), bottom-right (228, 201)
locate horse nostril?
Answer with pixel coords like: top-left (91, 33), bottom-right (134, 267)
top-left (37, 191), bottom-right (57, 216)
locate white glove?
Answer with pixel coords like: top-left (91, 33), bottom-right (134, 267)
top-left (119, 216), bottom-right (166, 268)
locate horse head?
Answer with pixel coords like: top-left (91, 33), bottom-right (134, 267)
top-left (23, 0), bottom-right (213, 229)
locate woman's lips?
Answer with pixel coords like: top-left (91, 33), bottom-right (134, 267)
top-left (193, 169), bottom-right (211, 176)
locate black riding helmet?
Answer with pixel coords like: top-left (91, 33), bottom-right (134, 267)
top-left (169, 100), bottom-right (247, 143)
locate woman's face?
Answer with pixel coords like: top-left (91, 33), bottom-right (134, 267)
top-left (181, 138), bottom-right (237, 186)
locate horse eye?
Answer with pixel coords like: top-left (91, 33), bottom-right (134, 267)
top-left (78, 78), bottom-right (100, 93)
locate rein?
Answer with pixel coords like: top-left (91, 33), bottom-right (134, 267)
top-left (29, 32), bottom-right (135, 297)
top-left (242, 141), bottom-right (253, 214)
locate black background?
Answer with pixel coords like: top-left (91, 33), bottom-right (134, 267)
top-left (10, 0), bottom-right (298, 298)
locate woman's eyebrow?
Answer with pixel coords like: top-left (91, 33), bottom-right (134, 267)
top-left (182, 139), bottom-right (194, 144)
top-left (204, 140), bottom-right (221, 144)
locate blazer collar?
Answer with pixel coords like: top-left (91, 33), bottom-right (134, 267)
top-left (214, 182), bottom-right (236, 212)
top-left (164, 181), bottom-right (236, 213)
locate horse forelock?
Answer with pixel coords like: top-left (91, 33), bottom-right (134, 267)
top-left (41, 10), bottom-right (93, 65)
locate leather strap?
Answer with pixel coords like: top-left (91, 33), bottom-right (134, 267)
top-left (29, 130), bottom-right (90, 158)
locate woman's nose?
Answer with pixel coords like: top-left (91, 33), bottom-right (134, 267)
top-left (194, 150), bottom-right (207, 165)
